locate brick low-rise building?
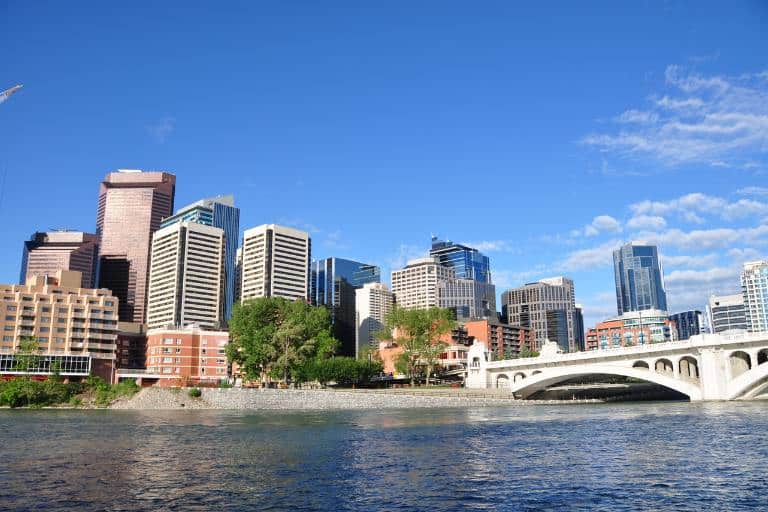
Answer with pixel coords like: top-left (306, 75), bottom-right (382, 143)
top-left (464, 318), bottom-right (535, 359)
top-left (144, 326), bottom-right (229, 386)
top-left (585, 309), bottom-right (677, 350)
top-left (0, 270), bottom-right (118, 381)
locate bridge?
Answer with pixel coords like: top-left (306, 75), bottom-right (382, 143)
top-left (465, 331), bottom-right (768, 401)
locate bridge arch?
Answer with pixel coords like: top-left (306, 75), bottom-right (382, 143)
top-left (728, 362), bottom-right (768, 400)
top-left (730, 351), bottom-right (752, 379)
top-left (513, 372), bottom-right (526, 383)
top-left (758, 349), bottom-right (768, 366)
top-left (507, 364), bottom-right (702, 401)
top-left (632, 360), bottom-right (649, 369)
top-left (654, 358), bottom-right (674, 375)
top-left (678, 356), bottom-right (699, 381)
top-left (532, 370), bottom-right (542, 375)
top-left (496, 374), bottom-right (510, 389)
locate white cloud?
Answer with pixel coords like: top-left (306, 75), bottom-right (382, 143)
top-left (147, 116), bottom-right (175, 143)
top-left (662, 253), bottom-right (719, 269)
top-left (635, 224), bottom-right (768, 251)
top-left (576, 215), bottom-right (622, 237)
top-left (464, 240), bottom-right (518, 253)
top-left (626, 214), bottom-right (667, 230)
top-left (582, 66), bottom-right (768, 168)
top-left (629, 192), bottom-right (768, 222)
top-left (737, 186), bottom-right (768, 196)
top-left (558, 239), bottom-right (622, 272)
top-left (386, 244), bottom-right (426, 271)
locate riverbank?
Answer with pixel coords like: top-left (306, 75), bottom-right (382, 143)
top-left (110, 387), bottom-right (601, 410)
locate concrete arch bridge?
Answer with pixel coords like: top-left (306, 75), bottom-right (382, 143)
top-left (465, 332), bottom-right (768, 401)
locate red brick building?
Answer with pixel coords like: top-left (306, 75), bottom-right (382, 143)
top-left (144, 326), bottom-right (229, 386)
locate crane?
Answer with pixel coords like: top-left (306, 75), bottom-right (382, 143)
top-left (0, 84), bottom-right (23, 104)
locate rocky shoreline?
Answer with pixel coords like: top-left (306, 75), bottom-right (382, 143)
top-left (110, 387), bottom-right (600, 410)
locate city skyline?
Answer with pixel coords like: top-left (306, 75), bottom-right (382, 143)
top-left (2, 2), bottom-right (768, 327)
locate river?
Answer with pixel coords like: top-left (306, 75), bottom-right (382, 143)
top-left (1, 402), bottom-right (767, 511)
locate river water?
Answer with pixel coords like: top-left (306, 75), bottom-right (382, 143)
top-left (1, 402), bottom-right (767, 511)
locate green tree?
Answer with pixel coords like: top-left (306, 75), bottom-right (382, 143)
top-left (378, 306), bottom-right (456, 386)
top-left (227, 297), bottom-right (339, 386)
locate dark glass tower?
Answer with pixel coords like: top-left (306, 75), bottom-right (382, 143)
top-left (310, 258), bottom-right (380, 356)
top-left (613, 242), bottom-right (668, 315)
top-left (160, 195), bottom-right (240, 323)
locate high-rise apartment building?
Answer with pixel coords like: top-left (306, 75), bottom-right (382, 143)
top-left (707, 294), bottom-right (747, 333)
top-left (391, 257), bottom-right (479, 319)
top-left (20, 231), bottom-right (100, 289)
top-left (355, 282), bottom-right (393, 358)
top-left (311, 258), bottom-right (380, 356)
top-left (160, 195), bottom-right (240, 322)
top-left (501, 277), bottom-right (576, 352)
top-left (670, 310), bottom-right (703, 340)
top-left (613, 242), bottom-right (668, 315)
top-left (429, 237), bottom-right (496, 316)
top-left (96, 170), bottom-right (176, 323)
top-left (241, 224), bottom-right (310, 302)
top-left (0, 270), bottom-right (118, 381)
top-left (742, 260), bottom-right (768, 332)
top-left (146, 222), bottom-right (225, 330)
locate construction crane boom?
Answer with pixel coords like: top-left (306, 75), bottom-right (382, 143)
top-left (0, 84), bottom-right (23, 104)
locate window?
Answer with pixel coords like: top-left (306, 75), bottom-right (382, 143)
top-left (4, 315), bottom-right (13, 321)
top-left (175, 348), bottom-right (181, 353)
top-left (42, 307), bottom-right (50, 313)
top-left (57, 328), bottom-right (66, 333)
top-left (6, 305), bottom-right (16, 311)
top-left (41, 317), bottom-right (50, 323)
top-left (176, 339), bottom-right (182, 345)
top-left (163, 338), bottom-right (174, 345)
top-left (40, 327), bottom-right (50, 333)
top-left (2, 336), bottom-right (12, 342)
top-left (105, 301), bottom-right (114, 307)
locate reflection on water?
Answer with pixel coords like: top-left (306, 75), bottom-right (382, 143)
top-left (1, 402), bottom-right (767, 511)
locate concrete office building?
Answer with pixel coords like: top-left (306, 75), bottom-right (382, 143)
top-left (355, 282), bottom-right (393, 358)
top-left (241, 224), bottom-right (310, 302)
top-left (20, 231), bottom-right (100, 289)
top-left (311, 257), bottom-right (380, 356)
top-left (146, 222), bottom-right (225, 330)
top-left (0, 270), bottom-right (118, 381)
top-left (391, 257), bottom-right (478, 319)
top-left (707, 294), bottom-right (747, 333)
top-left (501, 277), bottom-right (577, 352)
top-left (96, 170), bottom-right (176, 323)
top-left (742, 260), bottom-right (768, 333)
top-left (161, 195), bottom-right (240, 322)
top-left (613, 242), bottom-right (668, 315)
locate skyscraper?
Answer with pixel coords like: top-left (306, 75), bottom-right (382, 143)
top-left (160, 195), bottom-right (240, 322)
top-left (355, 282), bottom-right (393, 358)
top-left (742, 260), bottom-right (768, 332)
top-left (96, 170), bottom-right (176, 322)
top-left (311, 258), bottom-right (380, 356)
top-left (707, 294), bottom-right (747, 333)
top-left (613, 242), bottom-right (668, 315)
top-left (20, 231), bottom-right (99, 289)
top-left (429, 237), bottom-right (496, 316)
top-left (241, 224), bottom-right (310, 302)
top-left (670, 310), bottom-right (703, 340)
top-left (501, 277), bottom-right (577, 352)
top-left (146, 222), bottom-right (225, 330)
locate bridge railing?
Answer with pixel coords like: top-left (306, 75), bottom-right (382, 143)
top-left (485, 331), bottom-right (768, 369)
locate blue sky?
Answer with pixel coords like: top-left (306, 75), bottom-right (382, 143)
top-left (2, 1), bottom-right (767, 326)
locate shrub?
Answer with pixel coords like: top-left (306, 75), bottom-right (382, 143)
top-left (188, 388), bottom-right (202, 398)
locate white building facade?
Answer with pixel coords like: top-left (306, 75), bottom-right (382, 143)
top-left (742, 260), bottom-right (768, 333)
top-left (241, 224), bottom-right (310, 302)
top-left (355, 282), bottom-right (394, 358)
top-left (391, 257), bottom-right (477, 318)
top-left (146, 222), bottom-right (225, 330)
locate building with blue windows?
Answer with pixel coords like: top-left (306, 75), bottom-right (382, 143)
top-left (669, 310), bottom-right (703, 340)
top-left (429, 237), bottom-right (496, 316)
top-left (311, 257), bottom-right (380, 356)
top-left (160, 195), bottom-right (240, 323)
top-left (613, 242), bottom-right (668, 315)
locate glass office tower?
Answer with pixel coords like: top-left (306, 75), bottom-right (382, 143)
top-left (429, 237), bottom-right (496, 316)
top-left (613, 242), bottom-right (668, 315)
top-left (311, 258), bottom-right (380, 356)
top-left (161, 195), bottom-right (240, 323)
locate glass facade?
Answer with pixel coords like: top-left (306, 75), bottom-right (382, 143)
top-left (670, 310), bottom-right (703, 340)
top-left (429, 237), bottom-right (496, 316)
top-left (20, 231), bottom-right (100, 288)
top-left (613, 243), bottom-right (668, 315)
top-left (161, 195), bottom-right (240, 323)
top-left (311, 258), bottom-right (380, 356)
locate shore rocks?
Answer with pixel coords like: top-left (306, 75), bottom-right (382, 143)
top-left (110, 387), bottom-right (536, 410)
